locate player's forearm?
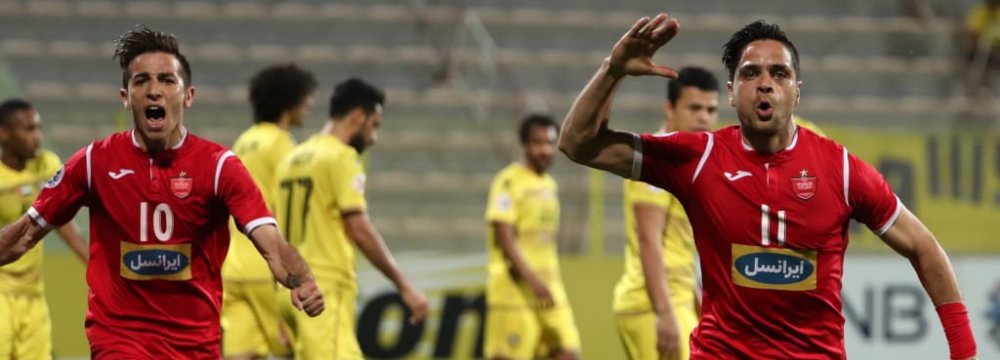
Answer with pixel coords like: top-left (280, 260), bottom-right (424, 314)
top-left (0, 215), bottom-right (49, 266)
top-left (56, 222), bottom-right (88, 262)
top-left (559, 60), bottom-right (624, 161)
top-left (638, 234), bottom-right (673, 315)
top-left (908, 239), bottom-right (963, 306)
top-left (350, 222), bottom-right (412, 292)
top-left (493, 225), bottom-right (545, 286)
top-left (248, 225), bottom-right (313, 289)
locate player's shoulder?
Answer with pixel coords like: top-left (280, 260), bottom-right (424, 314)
top-left (799, 126), bottom-right (844, 155)
top-left (34, 149), bottom-right (61, 165)
top-left (491, 163), bottom-right (523, 188)
top-left (185, 131), bottom-right (232, 157)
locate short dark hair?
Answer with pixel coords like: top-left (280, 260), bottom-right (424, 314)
top-left (518, 114), bottom-right (559, 144)
top-left (113, 25), bottom-right (192, 89)
top-left (249, 63), bottom-right (317, 123)
top-left (667, 67), bottom-right (720, 104)
top-left (721, 20), bottom-right (800, 81)
top-left (328, 78), bottom-right (385, 119)
top-left (0, 98), bottom-right (33, 127)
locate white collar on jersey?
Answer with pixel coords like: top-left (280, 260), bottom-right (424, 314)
top-left (741, 123), bottom-right (799, 152)
top-left (131, 127), bottom-right (189, 150)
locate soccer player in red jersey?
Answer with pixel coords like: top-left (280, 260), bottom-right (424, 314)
top-left (0, 26), bottom-right (324, 358)
top-left (558, 14), bottom-right (977, 360)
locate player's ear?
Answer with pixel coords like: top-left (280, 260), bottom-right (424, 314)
top-left (119, 88), bottom-right (129, 109)
top-left (727, 81), bottom-right (735, 107)
top-left (183, 86), bottom-right (196, 108)
top-left (794, 80), bottom-right (802, 106)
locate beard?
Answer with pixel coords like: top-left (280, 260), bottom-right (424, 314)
top-left (349, 133), bottom-right (367, 154)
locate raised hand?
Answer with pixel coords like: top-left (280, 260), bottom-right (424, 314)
top-left (607, 13), bottom-right (680, 79)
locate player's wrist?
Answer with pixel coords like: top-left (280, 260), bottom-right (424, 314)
top-left (936, 302), bottom-right (976, 359)
top-left (602, 58), bottom-right (627, 80)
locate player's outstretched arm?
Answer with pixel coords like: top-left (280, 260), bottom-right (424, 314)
top-left (492, 221), bottom-right (555, 308)
top-left (0, 214), bottom-right (51, 266)
top-left (880, 207), bottom-right (977, 360)
top-left (248, 224), bottom-right (324, 317)
top-left (634, 203), bottom-right (681, 358)
top-left (55, 221), bottom-right (88, 263)
top-left (559, 13), bottom-right (679, 178)
top-left (344, 211), bottom-right (429, 324)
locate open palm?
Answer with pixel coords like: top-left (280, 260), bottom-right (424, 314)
top-left (608, 13), bottom-right (681, 79)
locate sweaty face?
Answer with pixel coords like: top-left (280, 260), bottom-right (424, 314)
top-left (120, 51), bottom-right (194, 149)
top-left (1, 109), bottom-right (42, 160)
top-left (524, 125), bottom-right (557, 173)
top-left (727, 40), bottom-right (801, 137)
top-left (666, 87), bottom-right (719, 132)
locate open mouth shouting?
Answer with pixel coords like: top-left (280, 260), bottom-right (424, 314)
top-left (145, 105), bottom-right (167, 130)
top-left (756, 100), bottom-right (773, 120)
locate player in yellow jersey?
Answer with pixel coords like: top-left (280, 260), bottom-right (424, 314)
top-left (792, 114), bottom-right (826, 137)
top-left (484, 114), bottom-right (580, 360)
top-left (275, 78), bottom-right (429, 359)
top-left (221, 64), bottom-right (317, 360)
top-left (614, 67), bottom-right (719, 360)
top-left (0, 98), bottom-right (88, 359)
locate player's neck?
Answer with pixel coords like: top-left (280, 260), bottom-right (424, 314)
top-left (274, 114), bottom-right (293, 130)
top-left (742, 123), bottom-right (797, 155)
top-left (0, 149), bottom-right (27, 171)
top-left (321, 120), bottom-right (352, 145)
top-left (133, 127), bottom-right (185, 154)
top-left (520, 159), bottom-right (546, 176)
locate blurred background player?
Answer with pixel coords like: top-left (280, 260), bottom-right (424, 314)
top-left (613, 67), bottom-right (718, 360)
top-left (275, 78), bottom-right (429, 359)
top-left (0, 98), bottom-right (87, 359)
top-left (221, 64), bottom-right (317, 360)
top-left (484, 114), bottom-right (580, 360)
top-left (0, 26), bottom-right (324, 358)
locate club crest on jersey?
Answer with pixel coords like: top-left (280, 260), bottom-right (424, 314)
top-left (43, 167), bottom-right (64, 189)
top-left (731, 244), bottom-right (817, 291)
top-left (791, 169), bottom-right (817, 200)
top-left (170, 171), bottom-right (193, 199)
top-left (120, 242), bottom-right (192, 281)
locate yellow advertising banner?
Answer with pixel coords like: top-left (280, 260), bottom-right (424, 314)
top-left (822, 126), bottom-right (999, 253)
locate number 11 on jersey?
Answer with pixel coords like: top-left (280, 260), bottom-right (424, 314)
top-left (760, 204), bottom-right (786, 246)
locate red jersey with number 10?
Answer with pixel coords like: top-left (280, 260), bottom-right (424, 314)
top-left (29, 130), bottom-right (274, 359)
top-left (636, 125), bottom-right (900, 359)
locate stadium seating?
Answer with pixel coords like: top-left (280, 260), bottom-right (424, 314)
top-left (0, 0), bottom-right (970, 251)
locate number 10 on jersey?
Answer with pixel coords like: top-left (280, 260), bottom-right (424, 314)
top-left (140, 202), bottom-right (174, 242)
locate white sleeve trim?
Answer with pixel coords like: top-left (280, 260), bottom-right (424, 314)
top-left (876, 197), bottom-right (904, 235)
top-left (214, 151), bottom-right (236, 195)
top-left (842, 147), bottom-right (850, 206)
top-left (86, 143), bottom-right (93, 191)
top-left (691, 133), bottom-right (714, 183)
top-left (630, 133), bottom-right (643, 180)
top-left (27, 207), bottom-right (53, 230)
top-left (243, 217), bottom-right (277, 235)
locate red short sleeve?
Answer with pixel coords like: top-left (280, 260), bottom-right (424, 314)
top-left (30, 145), bottom-right (90, 228)
top-left (847, 152), bottom-right (901, 235)
top-left (215, 151), bottom-right (275, 234)
top-left (637, 131), bottom-right (710, 193)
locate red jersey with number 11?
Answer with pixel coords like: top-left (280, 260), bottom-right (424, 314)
top-left (636, 125), bottom-right (900, 359)
top-left (29, 130), bottom-right (274, 359)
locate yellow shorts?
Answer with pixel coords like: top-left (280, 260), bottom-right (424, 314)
top-left (221, 280), bottom-right (289, 357)
top-left (0, 292), bottom-right (52, 360)
top-left (615, 303), bottom-right (698, 360)
top-left (484, 305), bottom-right (581, 359)
top-left (280, 285), bottom-right (361, 360)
